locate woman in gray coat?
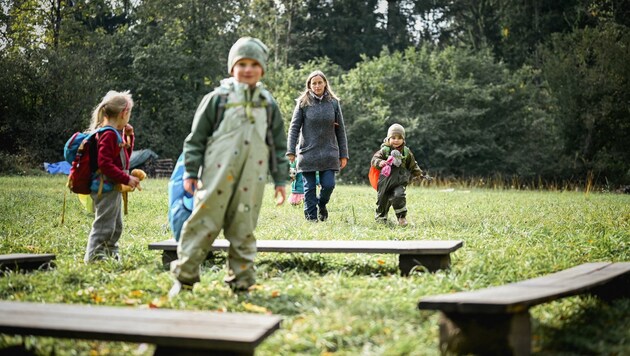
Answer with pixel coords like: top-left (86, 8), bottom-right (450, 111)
top-left (286, 70), bottom-right (349, 221)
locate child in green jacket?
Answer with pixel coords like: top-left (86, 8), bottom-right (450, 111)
top-left (169, 37), bottom-right (289, 296)
top-left (371, 124), bottom-right (427, 226)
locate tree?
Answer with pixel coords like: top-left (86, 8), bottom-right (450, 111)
top-left (541, 22), bottom-right (630, 184)
top-left (293, 0), bottom-right (387, 69)
top-left (126, 0), bottom-right (240, 158)
top-left (337, 45), bottom-right (560, 183)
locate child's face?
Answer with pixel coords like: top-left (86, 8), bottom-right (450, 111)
top-left (117, 108), bottom-right (130, 130)
top-left (309, 75), bottom-right (326, 96)
top-left (390, 134), bottom-right (404, 148)
top-left (233, 58), bottom-right (263, 87)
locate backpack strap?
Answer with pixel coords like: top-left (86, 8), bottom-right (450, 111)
top-left (93, 127), bottom-right (125, 200)
top-left (382, 146), bottom-right (409, 158)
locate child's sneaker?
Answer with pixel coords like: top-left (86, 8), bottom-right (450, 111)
top-left (398, 217), bottom-right (408, 226)
top-left (168, 279), bottom-right (193, 299)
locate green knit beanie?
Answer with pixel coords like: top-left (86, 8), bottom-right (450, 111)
top-left (227, 37), bottom-right (269, 75)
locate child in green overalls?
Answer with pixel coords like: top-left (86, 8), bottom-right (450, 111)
top-left (169, 37), bottom-right (289, 296)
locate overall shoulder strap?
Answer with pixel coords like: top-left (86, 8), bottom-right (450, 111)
top-left (259, 90), bottom-right (278, 173)
top-left (258, 90), bottom-right (274, 125)
top-left (214, 92), bottom-right (229, 131)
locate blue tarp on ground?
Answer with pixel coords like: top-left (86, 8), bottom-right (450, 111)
top-left (44, 161), bottom-right (71, 175)
top-left (45, 148), bottom-right (158, 175)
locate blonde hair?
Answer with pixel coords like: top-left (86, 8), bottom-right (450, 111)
top-left (297, 70), bottom-right (339, 108)
top-left (88, 90), bottom-right (133, 131)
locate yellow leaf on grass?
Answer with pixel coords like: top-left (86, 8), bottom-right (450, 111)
top-left (376, 259), bottom-right (386, 265)
top-left (271, 290), bottom-right (281, 298)
top-left (129, 290), bottom-right (144, 297)
top-left (242, 302), bottom-right (268, 314)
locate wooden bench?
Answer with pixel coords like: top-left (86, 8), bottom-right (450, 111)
top-left (0, 300), bottom-right (281, 355)
top-left (0, 254), bottom-right (55, 273)
top-left (149, 239), bottom-right (463, 275)
top-left (417, 262), bottom-right (630, 356)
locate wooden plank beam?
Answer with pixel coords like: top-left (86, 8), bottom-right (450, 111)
top-left (0, 254), bottom-right (56, 272)
top-left (0, 301), bottom-right (281, 355)
top-left (150, 239), bottom-right (463, 273)
top-left (418, 262), bottom-right (630, 313)
top-left (418, 262), bottom-right (630, 356)
top-left (150, 239), bottom-right (462, 255)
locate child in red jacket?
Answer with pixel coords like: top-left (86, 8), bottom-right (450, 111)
top-left (84, 90), bottom-right (139, 262)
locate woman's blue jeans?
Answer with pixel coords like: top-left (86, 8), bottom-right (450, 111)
top-left (302, 170), bottom-right (335, 221)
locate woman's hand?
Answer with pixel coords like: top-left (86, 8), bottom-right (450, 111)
top-left (183, 178), bottom-right (198, 195)
top-left (340, 157), bottom-right (348, 169)
top-left (287, 154), bottom-right (296, 163)
top-left (274, 185), bottom-right (286, 206)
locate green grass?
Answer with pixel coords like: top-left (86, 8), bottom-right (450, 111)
top-left (1, 175), bottom-right (629, 355)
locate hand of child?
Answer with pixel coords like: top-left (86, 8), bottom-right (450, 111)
top-left (274, 185), bottom-right (286, 206)
top-left (379, 160), bottom-right (387, 168)
top-left (287, 154), bottom-right (296, 163)
top-left (124, 124), bottom-right (134, 136)
top-left (381, 165), bottom-right (392, 177)
top-left (127, 175), bottom-right (140, 188)
top-left (184, 178), bottom-right (198, 195)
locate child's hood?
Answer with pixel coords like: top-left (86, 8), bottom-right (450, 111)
top-left (220, 77), bottom-right (266, 92)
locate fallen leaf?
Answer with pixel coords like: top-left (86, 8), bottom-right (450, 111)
top-left (124, 298), bottom-right (140, 305)
top-left (242, 302), bottom-right (268, 314)
top-left (149, 297), bottom-right (166, 308)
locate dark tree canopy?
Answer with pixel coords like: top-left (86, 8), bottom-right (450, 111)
top-left (1, 0), bottom-right (628, 185)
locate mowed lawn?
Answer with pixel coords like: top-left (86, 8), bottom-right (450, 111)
top-left (0, 175), bottom-right (629, 355)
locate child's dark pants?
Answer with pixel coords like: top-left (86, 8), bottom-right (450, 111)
top-left (375, 185), bottom-right (407, 221)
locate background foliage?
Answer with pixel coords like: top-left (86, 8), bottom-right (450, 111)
top-left (1, 0), bottom-right (629, 185)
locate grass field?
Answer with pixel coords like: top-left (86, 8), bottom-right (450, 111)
top-left (1, 175), bottom-right (629, 355)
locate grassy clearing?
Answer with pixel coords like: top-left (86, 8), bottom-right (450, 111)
top-left (0, 175), bottom-right (629, 355)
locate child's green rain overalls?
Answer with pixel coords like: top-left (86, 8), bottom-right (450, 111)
top-left (171, 81), bottom-right (272, 289)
